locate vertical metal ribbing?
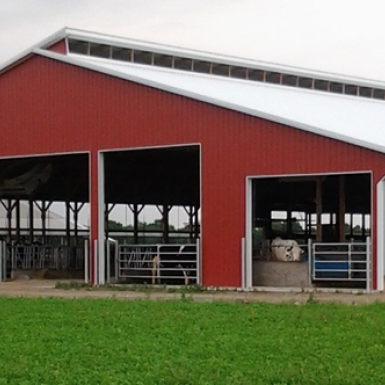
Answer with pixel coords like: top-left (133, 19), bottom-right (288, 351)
top-left (241, 237), bottom-right (246, 290)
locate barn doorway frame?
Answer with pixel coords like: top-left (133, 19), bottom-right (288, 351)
top-left (376, 177), bottom-right (385, 292)
top-left (97, 143), bottom-right (202, 286)
top-left (0, 150), bottom-right (91, 283)
top-left (245, 171), bottom-right (375, 291)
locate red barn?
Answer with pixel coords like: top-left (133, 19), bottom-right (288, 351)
top-left (1, 28), bottom-right (385, 291)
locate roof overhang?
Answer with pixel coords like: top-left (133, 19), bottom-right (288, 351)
top-left (31, 47), bottom-right (385, 155)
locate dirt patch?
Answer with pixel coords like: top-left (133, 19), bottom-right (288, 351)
top-left (1, 280), bottom-right (385, 304)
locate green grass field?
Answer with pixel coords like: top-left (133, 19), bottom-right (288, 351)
top-left (0, 298), bottom-right (384, 384)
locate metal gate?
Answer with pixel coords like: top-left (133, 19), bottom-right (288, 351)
top-left (118, 241), bottom-right (200, 285)
top-left (310, 238), bottom-right (371, 291)
top-left (0, 242), bottom-right (86, 281)
top-left (6, 244), bottom-right (85, 271)
top-left (106, 238), bottom-right (119, 284)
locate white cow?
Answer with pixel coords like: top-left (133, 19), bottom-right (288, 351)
top-left (271, 237), bottom-right (304, 262)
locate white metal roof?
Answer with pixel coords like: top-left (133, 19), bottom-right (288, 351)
top-left (34, 49), bottom-right (385, 155)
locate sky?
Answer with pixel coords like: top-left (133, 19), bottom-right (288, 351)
top-left (1, 0), bottom-right (385, 81)
top-left (1, 0), bottom-right (385, 226)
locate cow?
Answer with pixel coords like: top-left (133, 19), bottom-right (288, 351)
top-left (270, 237), bottom-right (304, 262)
top-left (151, 244), bottom-right (197, 285)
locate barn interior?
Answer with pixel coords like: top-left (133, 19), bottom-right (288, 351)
top-left (103, 145), bottom-right (201, 243)
top-left (103, 145), bottom-right (201, 284)
top-left (0, 146), bottom-right (201, 284)
top-left (251, 173), bottom-right (371, 289)
top-left (0, 153), bottom-right (89, 280)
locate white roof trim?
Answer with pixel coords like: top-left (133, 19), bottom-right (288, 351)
top-left (0, 28), bottom-right (67, 73)
top-left (33, 48), bottom-right (385, 155)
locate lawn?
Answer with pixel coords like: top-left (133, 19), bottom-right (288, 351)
top-left (0, 298), bottom-right (384, 384)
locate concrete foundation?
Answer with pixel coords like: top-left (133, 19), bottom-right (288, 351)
top-left (253, 260), bottom-right (311, 288)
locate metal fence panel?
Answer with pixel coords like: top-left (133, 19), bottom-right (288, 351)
top-left (118, 242), bottom-right (198, 285)
top-left (5, 244), bottom-right (85, 272)
top-left (310, 238), bottom-right (371, 290)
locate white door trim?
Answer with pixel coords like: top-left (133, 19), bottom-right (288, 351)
top-left (376, 178), bottom-right (385, 292)
top-left (98, 152), bottom-right (106, 285)
top-left (245, 177), bottom-right (253, 289)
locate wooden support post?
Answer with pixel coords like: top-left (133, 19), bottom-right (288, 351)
top-left (35, 200), bottom-right (53, 244)
top-left (128, 204), bottom-right (144, 244)
top-left (133, 204), bottom-right (139, 244)
top-left (66, 200), bottom-right (71, 246)
top-left (287, 208), bottom-right (292, 238)
top-left (74, 202), bottom-right (79, 243)
top-left (362, 212), bottom-right (366, 239)
top-left (305, 212), bottom-right (308, 237)
top-left (316, 177), bottom-right (323, 242)
top-left (194, 206), bottom-right (199, 240)
top-left (15, 200), bottom-right (20, 243)
top-left (338, 175), bottom-right (346, 242)
top-left (183, 206), bottom-right (195, 242)
top-left (103, 203), bottom-right (116, 255)
top-left (29, 199), bottom-right (34, 244)
top-left (104, 203), bottom-right (109, 244)
top-left (7, 199), bottom-right (12, 244)
top-left (41, 201), bottom-right (47, 243)
top-left (156, 205), bottom-right (171, 244)
top-left (189, 206), bottom-right (194, 242)
top-left (162, 205), bottom-right (170, 244)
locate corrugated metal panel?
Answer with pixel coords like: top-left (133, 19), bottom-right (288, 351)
top-left (1, 55), bottom-right (385, 288)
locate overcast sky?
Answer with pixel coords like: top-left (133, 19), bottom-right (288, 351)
top-left (1, 0), bottom-right (385, 81)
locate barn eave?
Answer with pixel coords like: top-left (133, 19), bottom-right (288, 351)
top-left (31, 47), bottom-right (385, 156)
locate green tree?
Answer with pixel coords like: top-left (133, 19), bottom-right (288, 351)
top-left (107, 219), bottom-right (127, 231)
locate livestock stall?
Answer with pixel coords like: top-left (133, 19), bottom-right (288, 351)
top-left (248, 173), bottom-right (371, 290)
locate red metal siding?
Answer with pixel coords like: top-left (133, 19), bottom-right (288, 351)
top-left (46, 40), bottom-right (67, 54)
top-left (1, 55), bottom-right (385, 288)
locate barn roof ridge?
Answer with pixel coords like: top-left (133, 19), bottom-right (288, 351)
top-left (2, 27), bottom-right (385, 91)
top-left (62, 28), bottom-right (385, 88)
